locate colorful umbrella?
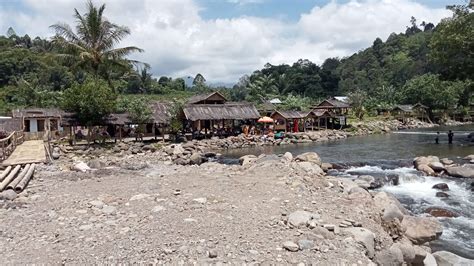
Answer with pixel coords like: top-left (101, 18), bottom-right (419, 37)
top-left (257, 116), bottom-right (274, 123)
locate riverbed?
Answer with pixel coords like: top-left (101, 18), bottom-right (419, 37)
top-left (223, 125), bottom-right (474, 164)
top-left (222, 125), bottom-right (474, 258)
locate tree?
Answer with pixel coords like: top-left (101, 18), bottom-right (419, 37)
top-left (349, 90), bottom-right (367, 120)
top-left (50, 0), bottom-right (145, 86)
top-left (401, 74), bottom-right (466, 117)
top-left (246, 74), bottom-right (278, 102)
top-left (62, 77), bottom-right (116, 126)
top-left (429, 4), bottom-right (474, 80)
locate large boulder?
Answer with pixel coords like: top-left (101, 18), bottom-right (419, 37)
top-left (374, 192), bottom-right (408, 216)
top-left (287, 210), bottom-right (319, 228)
top-left (445, 165), bottom-right (474, 178)
top-left (432, 251), bottom-right (474, 266)
top-left (344, 227), bottom-right (375, 258)
top-left (375, 245), bottom-right (404, 266)
top-left (401, 215), bottom-right (443, 245)
top-left (463, 154), bottom-right (474, 161)
top-left (383, 203), bottom-right (404, 222)
top-left (429, 162), bottom-right (445, 172)
top-left (391, 240), bottom-right (416, 264)
top-left (295, 162), bottom-right (324, 175)
top-left (294, 152), bottom-right (322, 166)
top-left (417, 164), bottom-right (435, 176)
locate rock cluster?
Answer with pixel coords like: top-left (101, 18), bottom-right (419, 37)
top-left (414, 155), bottom-right (474, 178)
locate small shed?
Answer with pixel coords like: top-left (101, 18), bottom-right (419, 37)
top-left (270, 110), bottom-right (309, 133)
top-left (307, 110), bottom-right (333, 130)
top-left (392, 103), bottom-right (429, 123)
top-left (312, 98), bottom-right (351, 129)
top-left (183, 92), bottom-right (259, 138)
top-left (11, 108), bottom-right (64, 140)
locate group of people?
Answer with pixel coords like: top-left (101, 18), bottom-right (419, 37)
top-left (435, 130), bottom-right (454, 144)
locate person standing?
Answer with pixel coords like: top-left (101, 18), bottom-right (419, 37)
top-left (448, 130), bottom-right (454, 144)
top-left (435, 132), bottom-right (440, 144)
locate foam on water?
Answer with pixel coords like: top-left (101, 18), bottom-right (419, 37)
top-left (344, 165), bottom-right (474, 258)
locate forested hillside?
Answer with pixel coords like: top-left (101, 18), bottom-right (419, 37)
top-left (238, 5), bottom-right (473, 115)
top-left (0, 3), bottom-right (472, 119)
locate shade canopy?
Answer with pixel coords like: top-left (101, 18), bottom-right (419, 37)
top-left (257, 116), bottom-right (274, 123)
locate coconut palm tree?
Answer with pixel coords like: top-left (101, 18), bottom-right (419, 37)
top-left (50, 1), bottom-right (146, 86)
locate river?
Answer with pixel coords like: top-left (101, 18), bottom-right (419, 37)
top-left (222, 124), bottom-right (474, 258)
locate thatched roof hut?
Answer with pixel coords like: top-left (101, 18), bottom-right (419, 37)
top-left (187, 92), bottom-right (227, 105)
top-left (183, 102), bottom-right (260, 121)
top-left (313, 98), bottom-right (351, 110)
top-left (270, 110), bottom-right (308, 119)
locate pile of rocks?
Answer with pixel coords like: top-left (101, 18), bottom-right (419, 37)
top-left (414, 155), bottom-right (474, 178)
top-left (350, 119), bottom-right (436, 136)
top-left (162, 142), bottom-right (219, 166)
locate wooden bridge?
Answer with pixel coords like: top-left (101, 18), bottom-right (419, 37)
top-left (0, 130), bottom-right (46, 194)
top-left (1, 131), bottom-right (47, 167)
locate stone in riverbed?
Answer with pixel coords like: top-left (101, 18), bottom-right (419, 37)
top-left (239, 155), bottom-right (257, 166)
top-left (424, 207), bottom-right (459, 218)
top-left (436, 192), bottom-right (450, 198)
top-left (344, 227), bottom-right (375, 258)
top-left (463, 154), bottom-right (474, 161)
top-left (0, 189), bottom-right (17, 201)
top-left (382, 204), bottom-right (404, 222)
top-left (295, 162), bottom-right (324, 175)
top-left (297, 239), bottom-right (314, 250)
top-left (282, 241), bottom-right (299, 252)
top-left (432, 250), bottom-right (474, 266)
top-left (287, 210), bottom-right (319, 228)
top-left (417, 164), bottom-right (435, 176)
top-left (429, 162), bottom-right (445, 172)
top-left (401, 215), bottom-right (443, 245)
top-left (441, 158), bottom-right (454, 165)
top-left (375, 245), bottom-right (404, 266)
top-left (294, 152), bottom-right (322, 166)
top-left (445, 165), bottom-right (474, 178)
top-left (432, 183), bottom-right (449, 191)
top-left (282, 152), bottom-right (293, 162)
top-left (189, 153), bottom-right (203, 165)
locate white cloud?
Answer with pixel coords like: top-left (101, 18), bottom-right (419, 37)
top-left (227, 0), bottom-right (266, 5)
top-left (0, 0), bottom-right (451, 84)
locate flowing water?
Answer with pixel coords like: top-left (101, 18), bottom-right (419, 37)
top-left (222, 125), bottom-right (474, 258)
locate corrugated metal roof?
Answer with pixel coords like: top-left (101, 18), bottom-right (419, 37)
top-left (183, 102), bottom-right (259, 121)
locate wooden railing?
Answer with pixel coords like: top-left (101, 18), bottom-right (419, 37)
top-left (0, 131), bottom-right (24, 162)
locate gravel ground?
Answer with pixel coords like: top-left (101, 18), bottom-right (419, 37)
top-left (0, 155), bottom-right (394, 264)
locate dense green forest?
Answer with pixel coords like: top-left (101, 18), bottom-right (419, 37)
top-left (0, 2), bottom-right (472, 121)
top-left (238, 5), bottom-right (473, 116)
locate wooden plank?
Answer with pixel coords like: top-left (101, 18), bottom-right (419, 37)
top-left (2, 140), bottom-right (46, 167)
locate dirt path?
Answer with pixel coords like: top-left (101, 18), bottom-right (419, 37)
top-left (0, 158), bottom-right (390, 264)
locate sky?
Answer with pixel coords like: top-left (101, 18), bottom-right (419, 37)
top-left (0, 0), bottom-right (465, 85)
